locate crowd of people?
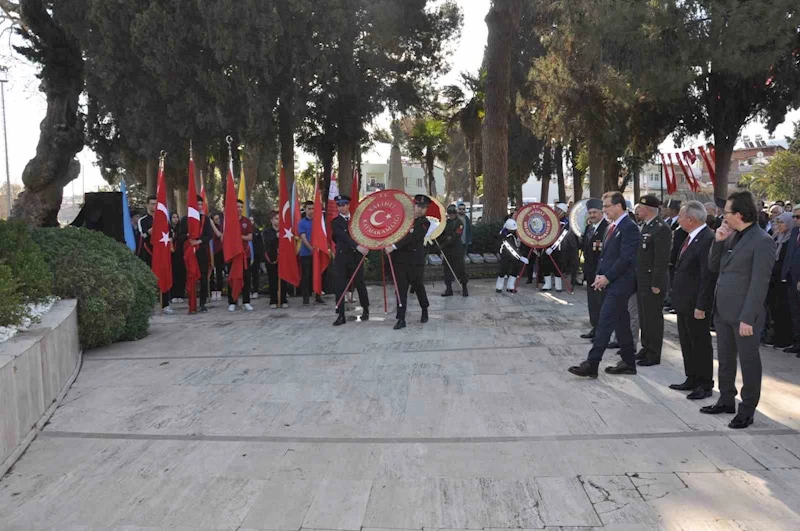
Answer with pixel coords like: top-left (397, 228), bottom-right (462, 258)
top-left (565, 190), bottom-right (791, 430)
top-left (132, 187), bottom-right (794, 429)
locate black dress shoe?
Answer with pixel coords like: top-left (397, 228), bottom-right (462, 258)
top-left (699, 402), bottom-right (736, 415)
top-left (421, 308), bottom-right (429, 323)
top-left (393, 319), bottom-right (406, 330)
top-left (634, 352), bottom-right (646, 361)
top-left (606, 341), bottom-right (619, 349)
top-left (567, 361), bottom-right (599, 378)
top-left (361, 308), bottom-right (369, 321)
top-left (333, 314), bottom-right (347, 326)
top-left (605, 361), bottom-right (636, 375)
top-left (728, 414), bottom-right (754, 429)
top-left (637, 359), bottom-right (660, 367)
top-left (580, 330), bottom-right (596, 339)
top-left (669, 380), bottom-right (695, 391)
top-left (687, 388), bottom-right (713, 400)
top-left (526, 278), bottom-right (533, 284)
top-left (199, 306), bottom-right (208, 313)
top-left (783, 344), bottom-right (800, 354)
top-left (441, 290), bottom-right (454, 297)
top-left (315, 296), bottom-right (325, 304)
top-left (462, 284), bottom-right (469, 297)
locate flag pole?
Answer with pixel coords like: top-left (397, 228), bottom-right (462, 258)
top-left (159, 150), bottom-right (167, 314)
top-left (381, 252), bottom-right (388, 314)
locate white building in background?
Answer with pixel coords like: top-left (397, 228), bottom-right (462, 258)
top-left (359, 142), bottom-right (446, 197)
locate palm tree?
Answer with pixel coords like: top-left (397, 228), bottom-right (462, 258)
top-left (405, 117), bottom-right (450, 196)
top-left (443, 72), bottom-right (484, 203)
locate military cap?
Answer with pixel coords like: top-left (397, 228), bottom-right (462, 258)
top-left (664, 199), bottom-right (681, 210)
top-left (586, 198), bottom-right (603, 210)
top-left (639, 195), bottom-right (661, 208)
top-left (414, 194), bottom-right (432, 207)
top-left (334, 195), bottom-right (351, 205)
top-left (446, 204), bottom-right (457, 214)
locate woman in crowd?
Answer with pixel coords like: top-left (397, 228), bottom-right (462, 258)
top-left (766, 212), bottom-right (794, 348)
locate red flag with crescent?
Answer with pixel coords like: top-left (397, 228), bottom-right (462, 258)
top-left (223, 162), bottom-right (245, 301)
top-left (151, 158), bottom-right (173, 294)
top-left (312, 184), bottom-right (331, 295)
top-left (278, 167), bottom-right (301, 287)
top-left (184, 154), bottom-right (202, 312)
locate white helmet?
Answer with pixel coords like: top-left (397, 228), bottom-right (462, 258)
top-left (504, 219), bottom-right (518, 232)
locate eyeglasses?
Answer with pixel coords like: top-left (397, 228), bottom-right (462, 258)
top-left (724, 210), bottom-right (734, 215)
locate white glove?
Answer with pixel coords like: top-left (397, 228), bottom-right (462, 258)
top-left (520, 257), bottom-right (529, 265)
top-left (545, 248), bottom-right (553, 256)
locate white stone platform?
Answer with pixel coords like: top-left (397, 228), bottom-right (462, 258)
top-left (1, 281), bottom-right (799, 530)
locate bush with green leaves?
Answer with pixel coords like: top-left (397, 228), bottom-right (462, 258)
top-left (31, 227), bottom-right (158, 348)
top-left (470, 221), bottom-right (504, 255)
top-left (0, 220), bottom-right (53, 327)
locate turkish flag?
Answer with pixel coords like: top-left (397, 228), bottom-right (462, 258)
top-left (278, 167), bottom-right (301, 287)
top-left (350, 168), bottom-right (360, 213)
top-left (223, 163), bottom-right (245, 302)
top-left (151, 160), bottom-right (173, 294)
top-left (184, 156), bottom-right (202, 312)
top-left (312, 184), bottom-right (331, 296)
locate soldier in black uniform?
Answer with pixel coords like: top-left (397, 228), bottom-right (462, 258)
top-left (635, 195), bottom-right (673, 366)
top-left (385, 195), bottom-right (431, 330)
top-left (579, 198), bottom-right (608, 339)
top-left (332, 195), bottom-right (370, 326)
top-left (137, 196), bottom-right (172, 312)
top-left (177, 196), bottom-right (216, 312)
top-left (438, 204), bottom-right (469, 297)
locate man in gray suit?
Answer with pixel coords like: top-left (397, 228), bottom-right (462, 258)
top-left (701, 191), bottom-right (775, 429)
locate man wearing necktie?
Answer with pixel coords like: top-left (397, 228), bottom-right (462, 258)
top-left (579, 198), bottom-right (608, 339)
top-left (569, 191), bottom-right (642, 378)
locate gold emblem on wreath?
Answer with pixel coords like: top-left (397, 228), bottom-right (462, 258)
top-left (350, 190), bottom-right (415, 250)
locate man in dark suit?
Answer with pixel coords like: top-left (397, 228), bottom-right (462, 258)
top-left (635, 195), bottom-right (673, 366)
top-left (331, 195), bottom-right (370, 326)
top-left (780, 205), bottom-right (800, 355)
top-left (385, 195), bottom-right (432, 330)
top-left (569, 191), bottom-right (642, 377)
top-left (663, 200), bottom-right (688, 312)
top-left (668, 201), bottom-right (718, 399)
top-left (702, 192), bottom-right (775, 429)
top-left (579, 198), bottom-right (608, 339)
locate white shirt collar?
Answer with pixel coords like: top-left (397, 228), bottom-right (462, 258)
top-left (687, 224), bottom-right (705, 243)
top-left (612, 212), bottom-right (628, 225)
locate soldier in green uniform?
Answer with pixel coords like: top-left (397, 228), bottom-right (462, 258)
top-left (438, 204), bottom-right (469, 297)
top-left (635, 195), bottom-right (673, 366)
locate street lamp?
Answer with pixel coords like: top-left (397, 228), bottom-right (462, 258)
top-left (0, 66), bottom-right (10, 218)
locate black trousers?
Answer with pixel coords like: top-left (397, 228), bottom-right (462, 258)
top-left (197, 246), bottom-right (210, 306)
top-left (769, 280), bottom-right (792, 346)
top-left (265, 263), bottom-right (288, 305)
top-left (171, 251), bottom-right (186, 298)
top-left (498, 255), bottom-right (521, 278)
top-left (538, 249), bottom-right (562, 279)
top-left (637, 288), bottom-right (666, 361)
top-left (300, 255), bottom-right (313, 301)
top-left (334, 252), bottom-right (369, 315)
top-left (714, 312), bottom-right (764, 416)
top-left (396, 263), bottom-right (428, 320)
top-left (788, 275), bottom-right (800, 343)
top-left (227, 265), bottom-right (251, 305)
top-left (677, 312), bottom-right (714, 389)
top-left (250, 260), bottom-right (260, 293)
top-left (442, 250), bottom-right (467, 285)
top-left (213, 252), bottom-right (225, 292)
top-left (586, 278), bottom-right (605, 329)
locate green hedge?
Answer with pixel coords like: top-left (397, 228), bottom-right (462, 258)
top-left (0, 220), bottom-right (53, 327)
top-left (31, 227), bottom-right (158, 348)
top-left (470, 221), bottom-right (504, 255)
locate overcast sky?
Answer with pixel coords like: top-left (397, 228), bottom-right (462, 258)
top-left (0, 0), bottom-right (796, 196)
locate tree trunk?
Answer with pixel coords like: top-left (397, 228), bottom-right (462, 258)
top-left (426, 148), bottom-right (436, 196)
top-left (713, 131), bottom-right (734, 200)
top-left (242, 141), bottom-right (262, 194)
top-left (633, 165), bottom-right (641, 202)
top-left (603, 154), bottom-right (621, 192)
top-left (555, 143), bottom-right (566, 201)
top-left (337, 138), bottom-right (355, 193)
top-left (388, 143), bottom-right (405, 191)
top-left (481, 0), bottom-right (523, 221)
top-left (541, 145), bottom-right (552, 204)
top-left (146, 156), bottom-right (157, 198)
top-left (570, 139), bottom-right (584, 201)
top-left (320, 146), bottom-right (335, 203)
top-left (176, 186), bottom-right (186, 217)
top-left (588, 137), bottom-right (604, 198)
top-left (278, 100), bottom-right (295, 186)
top-left (10, 0), bottom-right (84, 226)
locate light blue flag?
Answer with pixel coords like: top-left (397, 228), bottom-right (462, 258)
top-left (120, 180), bottom-right (136, 251)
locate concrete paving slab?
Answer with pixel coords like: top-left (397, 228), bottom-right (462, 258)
top-left (1, 281), bottom-right (799, 530)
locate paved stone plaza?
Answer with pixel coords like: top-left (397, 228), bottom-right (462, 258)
top-left (2, 280), bottom-right (800, 530)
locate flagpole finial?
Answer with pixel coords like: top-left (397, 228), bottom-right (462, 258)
top-left (159, 150), bottom-right (167, 169)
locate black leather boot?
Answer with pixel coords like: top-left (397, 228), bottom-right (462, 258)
top-left (441, 283), bottom-right (453, 297)
top-left (421, 308), bottom-right (429, 323)
top-left (462, 282), bottom-right (469, 297)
